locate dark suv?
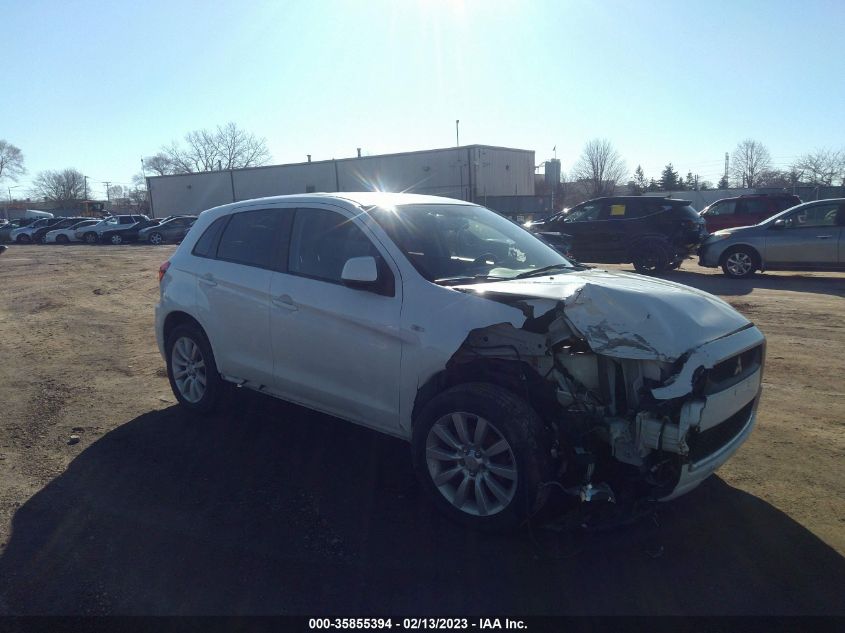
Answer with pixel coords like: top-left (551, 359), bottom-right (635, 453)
top-left (699, 193), bottom-right (801, 232)
top-left (527, 196), bottom-right (706, 273)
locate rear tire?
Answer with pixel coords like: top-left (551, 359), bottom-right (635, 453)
top-left (56, 234), bottom-right (69, 244)
top-left (16, 234), bottom-right (31, 244)
top-left (165, 323), bottom-right (226, 414)
top-left (149, 232), bottom-right (164, 245)
top-left (412, 383), bottom-right (553, 532)
top-left (107, 233), bottom-right (123, 245)
top-left (83, 232), bottom-right (98, 244)
top-left (721, 246), bottom-right (758, 278)
top-left (631, 239), bottom-right (670, 274)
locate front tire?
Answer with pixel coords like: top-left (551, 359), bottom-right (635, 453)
top-left (16, 234), bottom-right (31, 244)
top-left (165, 323), bottom-right (226, 414)
top-left (412, 383), bottom-right (553, 531)
top-left (107, 233), bottom-right (123, 245)
top-left (83, 232), bottom-right (98, 244)
top-left (721, 246), bottom-right (758, 278)
top-left (149, 232), bottom-right (164, 245)
top-left (56, 234), bottom-right (69, 244)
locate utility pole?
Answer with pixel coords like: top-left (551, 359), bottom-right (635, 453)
top-left (724, 152), bottom-right (729, 188)
top-left (103, 181), bottom-right (111, 203)
top-left (84, 175), bottom-right (89, 200)
top-left (456, 120), bottom-right (460, 147)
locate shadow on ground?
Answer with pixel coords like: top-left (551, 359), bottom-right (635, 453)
top-left (1, 390), bottom-right (843, 615)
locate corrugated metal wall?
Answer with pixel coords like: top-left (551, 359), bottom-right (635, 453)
top-left (148, 145), bottom-right (536, 217)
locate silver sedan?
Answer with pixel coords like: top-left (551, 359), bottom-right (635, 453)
top-left (698, 199), bottom-right (845, 278)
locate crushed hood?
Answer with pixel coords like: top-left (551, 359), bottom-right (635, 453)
top-left (456, 269), bottom-right (750, 362)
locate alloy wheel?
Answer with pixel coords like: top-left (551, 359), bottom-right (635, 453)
top-left (425, 412), bottom-right (518, 517)
top-left (171, 336), bottom-right (207, 404)
top-left (726, 252), bottom-right (753, 276)
top-left (149, 232), bottom-right (163, 245)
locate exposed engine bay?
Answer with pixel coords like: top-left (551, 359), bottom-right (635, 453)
top-left (447, 276), bottom-right (765, 510)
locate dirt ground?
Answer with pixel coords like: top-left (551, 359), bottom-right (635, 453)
top-left (0, 243), bottom-right (842, 615)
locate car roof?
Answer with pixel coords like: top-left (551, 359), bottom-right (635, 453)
top-left (205, 192), bottom-right (474, 216)
top-left (581, 196), bottom-right (692, 205)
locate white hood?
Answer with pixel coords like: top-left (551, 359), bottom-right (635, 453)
top-left (456, 269), bottom-right (750, 362)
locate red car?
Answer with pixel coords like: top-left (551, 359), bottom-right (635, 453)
top-left (699, 193), bottom-right (801, 232)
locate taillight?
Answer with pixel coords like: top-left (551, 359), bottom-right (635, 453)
top-left (158, 260), bottom-right (171, 282)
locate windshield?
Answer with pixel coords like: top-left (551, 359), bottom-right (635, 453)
top-left (369, 203), bottom-right (573, 284)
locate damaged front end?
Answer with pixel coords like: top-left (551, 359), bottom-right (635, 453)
top-left (448, 280), bottom-right (765, 508)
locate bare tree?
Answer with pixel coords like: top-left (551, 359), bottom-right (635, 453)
top-left (0, 140), bottom-right (26, 183)
top-left (730, 139), bottom-right (771, 188)
top-left (32, 169), bottom-right (88, 204)
top-left (161, 122), bottom-right (271, 174)
top-left (791, 148), bottom-right (845, 186)
top-left (107, 184), bottom-right (126, 200)
top-left (571, 139), bottom-right (627, 196)
top-left (143, 153), bottom-right (175, 176)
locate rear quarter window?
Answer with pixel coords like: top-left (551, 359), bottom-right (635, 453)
top-left (192, 216), bottom-right (229, 259)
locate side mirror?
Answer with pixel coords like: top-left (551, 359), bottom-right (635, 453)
top-left (341, 256), bottom-right (379, 284)
top-left (341, 256), bottom-right (394, 296)
top-left (771, 219), bottom-right (786, 229)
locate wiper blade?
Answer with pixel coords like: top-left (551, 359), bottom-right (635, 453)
top-left (435, 274), bottom-right (509, 286)
top-left (513, 264), bottom-right (573, 279)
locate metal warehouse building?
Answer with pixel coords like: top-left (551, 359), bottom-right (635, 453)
top-left (147, 145), bottom-right (535, 217)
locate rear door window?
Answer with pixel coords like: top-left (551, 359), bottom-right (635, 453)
top-left (737, 199), bottom-right (768, 216)
top-left (216, 209), bottom-right (292, 270)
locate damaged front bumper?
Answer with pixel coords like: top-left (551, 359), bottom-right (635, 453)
top-left (614, 325), bottom-right (765, 500)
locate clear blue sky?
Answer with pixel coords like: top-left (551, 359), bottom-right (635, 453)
top-left (3, 0), bottom-right (844, 199)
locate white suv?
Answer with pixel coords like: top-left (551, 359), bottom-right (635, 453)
top-left (156, 192), bottom-right (765, 530)
top-left (75, 214), bottom-right (148, 243)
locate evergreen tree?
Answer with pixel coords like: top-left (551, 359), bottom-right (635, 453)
top-left (633, 165), bottom-right (648, 194)
top-left (647, 178), bottom-right (659, 192)
top-left (717, 174), bottom-right (729, 189)
top-left (659, 163), bottom-right (680, 190)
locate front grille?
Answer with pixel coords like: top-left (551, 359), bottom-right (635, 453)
top-left (704, 344), bottom-right (763, 395)
top-left (686, 401), bottom-right (755, 463)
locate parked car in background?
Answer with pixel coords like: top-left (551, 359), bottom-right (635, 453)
top-left (155, 192), bottom-right (765, 530)
top-left (0, 219), bottom-right (35, 243)
top-left (45, 219), bottom-right (101, 243)
top-left (9, 217), bottom-right (65, 243)
top-left (31, 217), bottom-right (88, 244)
top-left (101, 217), bottom-right (161, 245)
top-left (525, 196), bottom-right (706, 273)
top-left (139, 215), bottom-right (197, 245)
top-left (75, 214), bottom-right (149, 243)
top-left (699, 199), bottom-right (845, 278)
top-left (699, 193), bottom-right (801, 233)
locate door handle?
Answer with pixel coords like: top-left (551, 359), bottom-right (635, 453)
top-left (815, 235), bottom-right (832, 239)
top-left (272, 294), bottom-right (298, 311)
top-left (199, 273), bottom-right (217, 286)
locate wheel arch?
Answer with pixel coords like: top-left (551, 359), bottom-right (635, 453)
top-left (626, 233), bottom-right (672, 258)
top-left (163, 311), bottom-right (208, 348)
top-left (412, 358), bottom-right (561, 429)
top-left (718, 242), bottom-right (763, 269)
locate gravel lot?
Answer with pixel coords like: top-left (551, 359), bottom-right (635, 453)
top-left (0, 244), bottom-right (843, 615)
